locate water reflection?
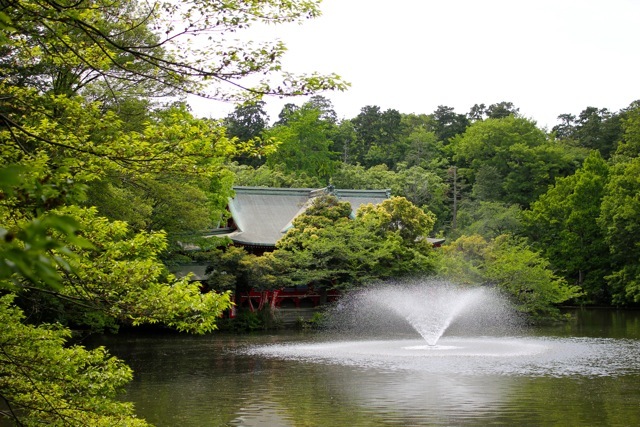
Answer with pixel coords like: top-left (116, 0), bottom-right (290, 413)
top-left (328, 370), bottom-right (517, 420)
top-left (92, 310), bottom-right (640, 427)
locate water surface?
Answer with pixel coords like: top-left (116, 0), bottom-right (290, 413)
top-left (94, 309), bottom-right (640, 426)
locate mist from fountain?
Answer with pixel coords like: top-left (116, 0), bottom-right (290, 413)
top-left (362, 284), bottom-right (489, 346)
top-left (246, 278), bottom-right (640, 377)
top-left (325, 278), bottom-right (522, 345)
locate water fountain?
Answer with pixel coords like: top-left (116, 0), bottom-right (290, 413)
top-left (246, 279), bottom-right (640, 377)
top-left (108, 279), bottom-right (640, 426)
top-left (385, 285), bottom-right (486, 346)
top-left (343, 280), bottom-right (508, 346)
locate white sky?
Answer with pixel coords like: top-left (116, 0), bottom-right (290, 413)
top-left (188, 0), bottom-right (640, 130)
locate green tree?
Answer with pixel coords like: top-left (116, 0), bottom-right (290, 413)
top-left (598, 107), bottom-right (640, 305)
top-left (193, 246), bottom-right (262, 293)
top-left (486, 101), bottom-right (520, 119)
top-left (266, 195), bottom-right (437, 292)
top-left (402, 128), bottom-right (446, 170)
top-left (467, 103), bottom-right (487, 122)
top-left (451, 116), bottom-right (577, 206)
top-left (224, 101), bottom-right (270, 167)
top-left (436, 234), bottom-right (582, 321)
top-left (0, 295), bottom-right (151, 426)
top-left (330, 119), bottom-right (357, 164)
top-left (304, 95), bottom-right (338, 123)
top-left (330, 163), bottom-right (449, 232)
top-left (224, 101), bottom-right (269, 141)
top-left (268, 195), bottom-right (380, 290)
top-left (1, 0), bottom-right (347, 103)
top-left (432, 105), bottom-right (470, 142)
top-left (330, 163), bottom-right (397, 190)
top-left (265, 105), bottom-right (339, 183)
top-left (523, 151), bottom-right (611, 303)
top-left (598, 157), bottom-right (640, 304)
top-left (274, 102), bottom-right (300, 126)
top-left (552, 113), bottom-right (577, 140)
top-left (455, 200), bottom-right (523, 240)
top-left (471, 165), bottom-right (504, 201)
top-left (0, 0), bottom-right (347, 424)
top-left (614, 103), bottom-right (640, 158)
top-left (434, 234), bottom-right (488, 285)
top-left (552, 106), bottom-right (624, 158)
top-left (485, 235), bottom-right (583, 320)
top-left (351, 105), bottom-right (406, 168)
top-left (358, 196), bottom-right (436, 245)
top-left (230, 163), bottom-right (322, 188)
top-left (357, 196), bottom-right (437, 277)
top-left (64, 102), bottom-right (239, 244)
top-left (573, 107), bottom-right (622, 158)
top-left (392, 165), bottom-right (449, 232)
top-left (6, 204), bottom-right (234, 332)
top-left (0, 165), bottom-right (234, 424)
top-left (1, 0), bottom-right (179, 103)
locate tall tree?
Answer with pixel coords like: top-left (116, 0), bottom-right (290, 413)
top-left (432, 105), bottom-right (470, 142)
top-left (330, 163), bottom-right (397, 190)
top-left (357, 196), bottom-right (437, 277)
top-left (330, 119), bottom-right (357, 164)
top-left (615, 104), bottom-right (640, 158)
top-left (468, 103), bottom-right (487, 122)
top-left (451, 116), bottom-right (577, 206)
top-left (598, 107), bottom-right (640, 304)
top-left (304, 95), bottom-right (338, 123)
top-left (351, 105), bottom-right (406, 168)
top-left (552, 106), bottom-right (624, 158)
top-left (266, 195), bottom-right (380, 290)
top-left (0, 0), bottom-right (347, 424)
top-left (82, 103), bottom-right (239, 241)
top-left (598, 157), bottom-right (640, 304)
top-left (224, 101), bottom-right (269, 142)
top-left (484, 235), bottom-right (583, 320)
top-left (574, 107), bottom-right (622, 158)
top-left (224, 101), bottom-right (270, 167)
top-left (0, 294), bottom-right (152, 426)
top-left (523, 151), bottom-right (611, 303)
top-left (455, 200), bottom-right (523, 240)
top-left (486, 101), bottom-right (520, 119)
top-left (402, 128), bottom-right (446, 170)
top-left (265, 105), bottom-right (338, 183)
top-left (274, 102), bottom-right (300, 126)
top-left (552, 113), bottom-right (577, 140)
top-left (394, 165), bottom-right (449, 232)
top-left (437, 234), bottom-right (582, 321)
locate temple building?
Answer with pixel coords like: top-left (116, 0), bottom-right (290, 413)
top-left (210, 186), bottom-right (392, 254)
top-left (176, 186), bottom-right (444, 315)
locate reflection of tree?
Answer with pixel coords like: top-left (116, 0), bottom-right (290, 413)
top-left (511, 376), bottom-right (638, 426)
top-left (95, 331), bottom-right (640, 426)
top-left (97, 333), bottom-right (388, 426)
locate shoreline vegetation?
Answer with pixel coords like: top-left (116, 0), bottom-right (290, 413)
top-left (1, 0), bottom-right (639, 425)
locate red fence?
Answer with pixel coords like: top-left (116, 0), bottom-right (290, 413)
top-left (235, 287), bottom-right (340, 313)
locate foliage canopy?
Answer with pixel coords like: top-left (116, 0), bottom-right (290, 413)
top-left (0, 0), bottom-right (347, 425)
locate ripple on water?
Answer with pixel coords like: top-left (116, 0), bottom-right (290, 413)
top-left (243, 336), bottom-right (640, 378)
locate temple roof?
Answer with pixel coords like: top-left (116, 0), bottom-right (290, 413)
top-left (218, 186), bottom-right (391, 247)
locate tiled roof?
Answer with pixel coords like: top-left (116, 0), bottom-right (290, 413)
top-left (220, 186), bottom-right (390, 247)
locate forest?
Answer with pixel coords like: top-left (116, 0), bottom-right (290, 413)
top-left (1, 0), bottom-right (639, 425)
top-left (211, 95), bottom-right (640, 311)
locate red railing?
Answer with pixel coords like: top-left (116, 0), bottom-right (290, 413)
top-left (236, 287), bottom-right (340, 312)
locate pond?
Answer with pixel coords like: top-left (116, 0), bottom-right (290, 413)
top-left (91, 307), bottom-right (640, 427)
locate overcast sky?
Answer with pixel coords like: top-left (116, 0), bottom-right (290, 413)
top-left (188, 0), bottom-right (640, 130)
